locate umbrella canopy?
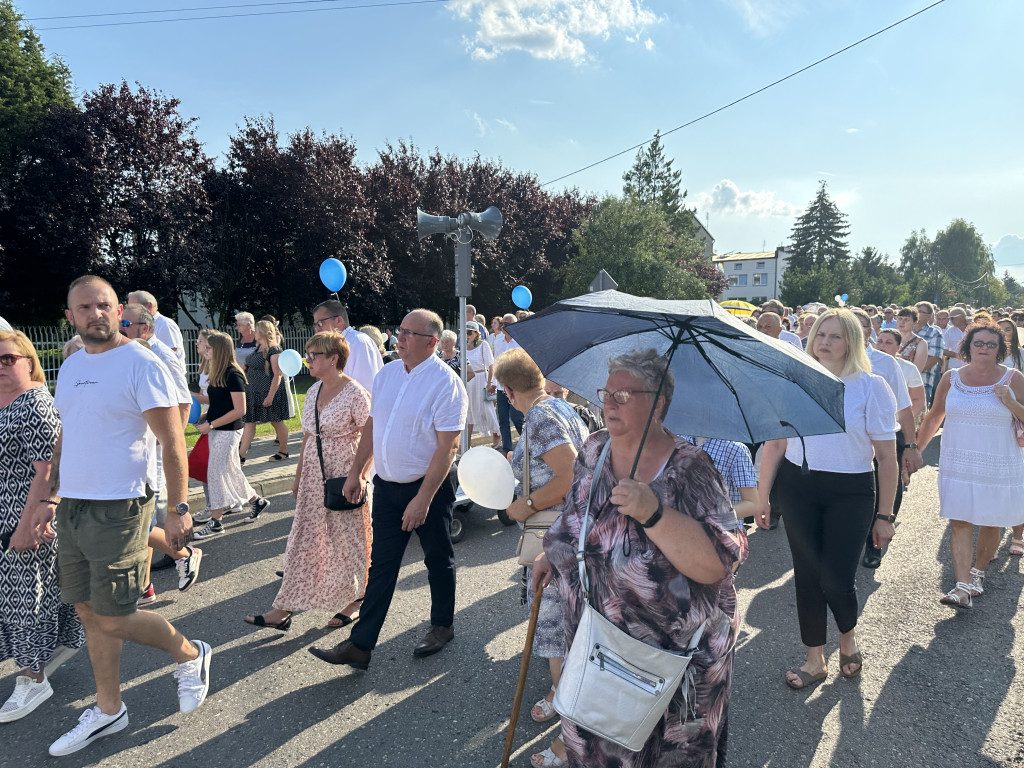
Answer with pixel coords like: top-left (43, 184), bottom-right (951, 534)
top-left (506, 291), bottom-right (846, 443)
top-left (718, 300), bottom-right (757, 316)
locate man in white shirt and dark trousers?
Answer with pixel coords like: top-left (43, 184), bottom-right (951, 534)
top-left (15, 276), bottom-right (211, 757)
top-left (310, 309), bottom-right (467, 670)
top-left (127, 290), bottom-right (185, 365)
top-left (311, 299), bottom-right (383, 393)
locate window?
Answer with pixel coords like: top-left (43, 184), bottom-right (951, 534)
top-left (733, 274), bottom-right (748, 287)
top-left (733, 263), bottom-right (743, 270)
top-left (756, 261), bottom-right (765, 269)
top-left (751, 296), bottom-right (768, 304)
top-left (753, 273), bottom-right (769, 286)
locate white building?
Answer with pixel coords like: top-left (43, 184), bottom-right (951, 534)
top-left (713, 247), bottom-right (791, 303)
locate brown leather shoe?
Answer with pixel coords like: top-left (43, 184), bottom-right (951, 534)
top-left (413, 625), bottom-right (454, 657)
top-left (308, 640), bottom-right (371, 669)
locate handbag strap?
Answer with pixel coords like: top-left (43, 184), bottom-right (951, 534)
top-left (577, 439), bottom-right (612, 600)
top-left (522, 425), bottom-right (530, 500)
top-left (313, 385), bottom-right (328, 482)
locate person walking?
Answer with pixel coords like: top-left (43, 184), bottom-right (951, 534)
top-left (244, 332), bottom-right (371, 631)
top-left (308, 309), bottom-right (467, 670)
top-left (0, 330), bottom-right (85, 723)
top-left (14, 276), bottom-right (211, 757)
top-left (490, 313), bottom-right (524, 454)
top-left (311, 300), bottom-right (383, 394)
top-left (238, 320), bottom-right (290, 463)
top-left (464, 321), bottom-right (500, 447)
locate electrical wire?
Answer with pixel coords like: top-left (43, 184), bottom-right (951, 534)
top-left (27, 1), bottom-right (356, 22)
top-left (34, 0), bottom-right (446, 31)
top-left (541, 0), bottom-right (948, 187)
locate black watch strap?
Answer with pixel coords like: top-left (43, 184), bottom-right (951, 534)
top-left (641, 499), bottom-right (664, 529)
top-left (876, 514), bottom-right (896, 523)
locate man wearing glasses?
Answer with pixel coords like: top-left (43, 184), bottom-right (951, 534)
top-left (914, 301), bottom-right (945, 405)
top-left (309, 309), bottom-right (467, 670)
top-left (311, 300), bottom-right (382, 393)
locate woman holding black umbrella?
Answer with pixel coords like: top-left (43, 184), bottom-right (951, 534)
top-left (757, 308), bottom-right (898, 689)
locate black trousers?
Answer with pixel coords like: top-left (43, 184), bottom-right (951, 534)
top-left (497, 390), bottom-right (524, 455)
top-left (776, 460), bottom-right (875, 647)
top-left (350, 474), bottom-right (456, 652)
top-left (865, 432), bottom-right (905, 550)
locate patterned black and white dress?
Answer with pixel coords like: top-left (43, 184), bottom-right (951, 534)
top-left (243, 345), bottom-right (290, 423)
top-left (0, 387), bottom-right (84, 673)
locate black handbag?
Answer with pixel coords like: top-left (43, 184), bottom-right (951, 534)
top-left (314, 385), bottom-right (365, 511)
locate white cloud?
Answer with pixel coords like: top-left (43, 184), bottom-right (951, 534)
top-left (695, 179), bottom-right (802, 218)
top-left (530, 99), bottom-right (555, 105)
top-left (496, 117), bottom-right (518, 132)
top-left (721, 0), bottom-right (802, 37)
top-left (644, 37), bottom-right (654, 51)
top-left (845, 127), bottom-right (860, 134)
top-left (449, 0), bottom-right (660, 63)
top-left (469, 111), bottom-right (488, 136)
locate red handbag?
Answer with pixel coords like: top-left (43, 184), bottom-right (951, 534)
top-left (188, 433), bottom-right (210, 483)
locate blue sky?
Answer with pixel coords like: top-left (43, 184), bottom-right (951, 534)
top-left (23, 0), bottom-right (1024, 280)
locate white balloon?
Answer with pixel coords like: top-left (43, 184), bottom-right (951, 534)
top-left (457, 446), bottom-right (515, 510)
top-left (278, 348), bottom-right (303, 377)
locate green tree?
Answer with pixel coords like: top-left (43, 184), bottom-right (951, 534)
top-left (779, 262), bottom-right (850, 308)
top-left (563, 196), bottom-right (722, 300)
top-left (788, 181), bottom-right (851, 272)
top-left (622, 129), bottom-right (684, 216)
top-left (0, 1), bottom-right (74, 173)
top-left (931, 218), bottom-right (994, 306)
top-left (848, 246), bottom-right (910, 306)
top-left (1003, 271), bottom-right (1024, 307)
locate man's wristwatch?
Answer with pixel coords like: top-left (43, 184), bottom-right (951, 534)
top-left (904, 443), bottom-right (919, 450)
top-left (875, 513), bottom-right (896, 523)
top-left (175, 502), bottom-right (191, 517)
top-left (525, 496), bottom-right (534, 508)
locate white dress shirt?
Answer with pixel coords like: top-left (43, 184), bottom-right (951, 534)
top-left (153, 312), bottom-right (185, 364)
top-left (779, 329), bottom-right (803, 350)
top-left (867, 345), bottom-right (911, 413)
top-left (341, 326), bottom-right (384, 393)
top-left (490, 334), bottom-right (521, 391)
top-left (370, 354), bottom-right (467, 483)
top-left (943, 325), bottom-right (965, 370)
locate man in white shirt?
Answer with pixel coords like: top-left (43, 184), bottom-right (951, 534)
top-left (127, 290), bottom-right (185, 365)
top-left (756, 311), bottom-right (803, 350)
top-left (942, 308), bottom-right (967, 372)
top-left (0, 315), bottom-right (12, 331)
top-left (312, 300), bottom-right (383, 393)
top-left (14, 276), bottom-right (211, 756)
top-left (489, 313), bottom-right (524, 453)
top-left (310, 309), bottom-right (467, 670)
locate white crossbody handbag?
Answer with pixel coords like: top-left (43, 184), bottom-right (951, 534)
top-left (552, 441), bottom-right (707, 752)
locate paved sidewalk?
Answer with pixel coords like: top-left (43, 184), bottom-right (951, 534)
top-left (188, 433), bottom-right (301, 506)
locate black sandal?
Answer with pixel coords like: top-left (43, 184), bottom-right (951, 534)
top-left (268, 452), bottom-right (289, 462)
top-left (327, 613), bottom-right (355, 629)
top-left (244, 613), bottom-right (292, 631)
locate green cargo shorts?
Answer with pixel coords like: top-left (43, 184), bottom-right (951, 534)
top-left (56, 489), bottom-right (154, 617)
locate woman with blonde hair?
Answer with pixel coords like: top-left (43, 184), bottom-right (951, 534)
top-left (239, 319), bottom-right (290, 463)
top-left (244, 332), bottom-right (371, 630)
top-left (757, 308), bottom-right (898, 688)
top-left (194, 332), bottom-right (269, 538)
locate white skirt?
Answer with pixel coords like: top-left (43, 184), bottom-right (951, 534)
top-left (207, 429), bottom-right (256, 510)
top-left (466, 371), bottom-right (499, 435)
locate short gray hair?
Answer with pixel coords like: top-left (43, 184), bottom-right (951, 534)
top-left (124, 304), bottom-right (154, 335)
top-left (607, 348), bottom-right (674, 419)
top-left (234, 311), bottom-right (255, 328)
top-left (409, 308), bottom-right (443, 339)
top-left (440, 329), bottom-right (457, 344)
top-left (128, 290), bottom-right (157, 310)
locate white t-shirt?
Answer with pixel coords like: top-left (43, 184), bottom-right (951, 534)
top-left (779, 329), bottom-right (803, 350)
top-left (785, 371), bottom-right (897, 474)
top-left (370, 354), bottom-right (467, 483)
top-left (341, 326), bottom-right (383, 394)
top-left (490, 334), bottom-right (521, 391)
top-left (895, 356), bottom-right (924, 389)
top-left (153, 312), bottom-right (185, 364)
top-left (54, 341), bottom-right (177, 500)
top-left (0, 315), bottom-right (11, 331)
top-left (943, 325), bottom-right (965, 370)
top-left (148, 337), bottom-right (192, 405)
top-left (866, 346), bottom-right (911, 413)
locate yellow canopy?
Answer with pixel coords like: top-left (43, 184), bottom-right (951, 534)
top-left (719, 300), bottom-right (757, 316)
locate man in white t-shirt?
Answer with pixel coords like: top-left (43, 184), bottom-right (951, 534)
top-left (312, 299), bottom-right (383, 393)
top-left (14, 276), bottom-right (211, 756)
top-left (310, 309), bottom-right (467, 670)
top-left (942, 308), bottom-right (967, 372)
top-left (127, 290), bottom-right (185, 365)
top-left (0, 315), bottom-right (12, 331)
top-left (489, 313), bottom-right (524, 453)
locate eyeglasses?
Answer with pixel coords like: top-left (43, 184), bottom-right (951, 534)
top-left (971, 340), bottom-right (999, 350)
top-left (596, 388), bottom-right (657, 405)
top-left (120, 320), bottom-right (144, 328)
top-left (397, 326), bottom-right (435, 339)
top-left (0, 354), bottom-right (29, 367)
top-left (305, 351), bottom-right (324, 361)
top-left (313, 315), bottom-right (342, 330)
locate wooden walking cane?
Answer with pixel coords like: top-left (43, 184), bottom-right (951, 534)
top-left (500, 587), bottom-right (545, 768)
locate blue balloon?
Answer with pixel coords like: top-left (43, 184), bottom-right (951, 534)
top-left (278, 348), bottom-right (303, 377)
top-left (511, 285), bottom-right (533, 310)
top-left (841, 293), bottom-right (849, 301)
top-left (319, 258), bottom-right (347, 292)
top-left (188, 396), bottom-right (201, 425)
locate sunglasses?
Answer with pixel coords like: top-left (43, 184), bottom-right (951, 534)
top-left (0, 354), bottom-right (29, 367)
top-left (971, 340), bottom-right (999, 350)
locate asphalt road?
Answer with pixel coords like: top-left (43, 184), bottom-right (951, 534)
top-left (3, 439), bottom-right (1023, 767)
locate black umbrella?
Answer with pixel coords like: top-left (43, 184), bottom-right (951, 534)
top-left (506, 291), bottom-right (845, 454)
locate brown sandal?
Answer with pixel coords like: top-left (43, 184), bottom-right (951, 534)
top-left (785, 667), bottom-right (827, 690)
top-left (839, 651), bottom-right (862, 678)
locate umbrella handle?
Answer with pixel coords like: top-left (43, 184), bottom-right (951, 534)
top-left (500, 586), bottom-right (545, 768)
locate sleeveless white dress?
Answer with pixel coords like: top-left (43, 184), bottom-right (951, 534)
top-left (938, 368), bottom-right (1024, 526)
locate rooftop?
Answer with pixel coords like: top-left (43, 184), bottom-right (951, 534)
top-left (712, 251), bottom-right (777, 263)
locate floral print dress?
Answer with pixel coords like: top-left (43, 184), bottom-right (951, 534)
top-left (544, 431), bottom-right (748, 768)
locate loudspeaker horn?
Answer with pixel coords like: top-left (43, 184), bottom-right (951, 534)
top-left (459, 206), bottom-right (503, 241)
top-left (417, 209), bottom-right (456, 241)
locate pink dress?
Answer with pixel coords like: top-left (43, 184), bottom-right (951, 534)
top-left (273, 380), bottom-right (372, 613)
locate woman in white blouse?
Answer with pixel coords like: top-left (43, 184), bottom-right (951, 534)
top-left (757, 309), bottom-right (898, 690)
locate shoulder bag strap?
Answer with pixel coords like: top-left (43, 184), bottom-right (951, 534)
top-left (522, 425), bottom-right (530, 500)
top-left (577, 439), bottom-right (612, 602)
top-left (314, 386), bottom-right (328, 482)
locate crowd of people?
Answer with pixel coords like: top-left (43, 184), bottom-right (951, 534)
top-left (2, 284), bottom-right (1024, 768)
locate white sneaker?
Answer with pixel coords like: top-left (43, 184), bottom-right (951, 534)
top-left (48, 703), bottom-right (128, 756)
top-left (174, 640), bottom-right (212, 714)
top-left (192, 507), bottom-right (213, 523)
top-left (0, 675), bottom-right (53, 723)
top-left (176, 546), bottom-right (203, 592)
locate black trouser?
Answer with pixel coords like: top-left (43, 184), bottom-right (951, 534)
top-left (497, 390), bottom-right (524, 455)
top-left (350, 474), bottom-right (456, 652)
top-left (865, 432), bottom-right (905, 551)
top-left (776, 460), bottom-right (875, 647)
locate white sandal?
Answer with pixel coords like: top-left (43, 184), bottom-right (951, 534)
top-left (531, 747), bottom-right (567, 768)
top-left (967, 568), bottom-right (985, 595)
top-left (939, 582), bottom-right (974, 609)
top-left (531, 687), bottom-right (558, 723)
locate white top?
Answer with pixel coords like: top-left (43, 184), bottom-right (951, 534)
top-left (895, 356), bottom-right (924, 389)
top-left (867, 346), bottom-right (911, 412)
top-left (785, 371), bottom-right (897, 474)
top-left (341, 326), bottom-right (384, 394)
top-left (943, 325), bottom-right (965, 370)
top-left (490, 334), bottom-right (521, 391)
top-left (153, 312), bottom-right (185, 364)
top-left (779, 329), bottom-right (803, 349)
top-left (466, 341), bottom-right (494, 373)
top-left (0, 315), bottom-right (11, 331)
top-left (148, 337), bottom-right (192, 405)
top-left (54, 341), bottom-right (177, 499)
top-left (198, 371), bottom-right (209, 396)
top-left (370, 354), bottom-right (468, 483)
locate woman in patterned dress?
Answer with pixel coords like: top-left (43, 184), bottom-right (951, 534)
top-left (0, 330), bottom-right (84, 722)
top-left (244, 332), bottom-right (371, 631)
top-left (239, 320), bottom-right (291, 463)
top-left (533, 349), bottom-right (748, 768)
